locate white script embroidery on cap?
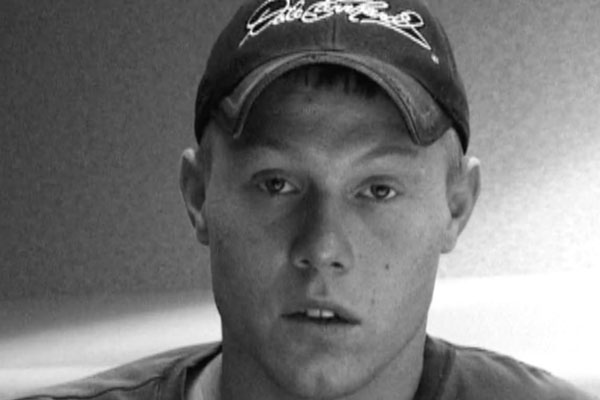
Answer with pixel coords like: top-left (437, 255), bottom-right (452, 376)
top-left (240, 0), bottom-right (431, 51)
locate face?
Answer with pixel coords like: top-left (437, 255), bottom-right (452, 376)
top-left (198, 80), bottom-right (455, 398)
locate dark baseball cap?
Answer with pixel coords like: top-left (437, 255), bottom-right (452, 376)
top-left (194, 0), bottom-right (470, 152)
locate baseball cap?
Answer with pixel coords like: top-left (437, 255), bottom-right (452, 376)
top-left (194, 0), bottom-right (470, 152)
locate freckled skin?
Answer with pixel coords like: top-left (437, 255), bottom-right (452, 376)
top-left (194, 79), bottom-right (457, 400)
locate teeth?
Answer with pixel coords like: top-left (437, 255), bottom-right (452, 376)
top-left (305, 309), bottom-right (336, 319)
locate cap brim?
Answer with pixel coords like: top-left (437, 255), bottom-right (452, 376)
top-left (215, 52), bottom-right (452, 147)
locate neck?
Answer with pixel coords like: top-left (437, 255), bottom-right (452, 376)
top-left (219, 325), bottom-right (427, 400)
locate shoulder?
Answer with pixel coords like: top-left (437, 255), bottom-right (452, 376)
top-left (13, 342), bottom-right (221, 400)
top-left (432, 337), bottom-right (597, 400)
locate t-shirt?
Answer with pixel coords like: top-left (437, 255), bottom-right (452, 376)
top-left (191, 352), bottom-right (221, 400)
top-left (13, 336), bottom-right (598, 400)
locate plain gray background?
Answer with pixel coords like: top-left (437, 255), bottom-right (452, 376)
top-left (2, 0), bottom-right (600, 300)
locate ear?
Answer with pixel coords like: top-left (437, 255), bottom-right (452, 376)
top-left (179, 148), bottom-right (210, 245)
top-left (442, 156), bottom-right (481, 253)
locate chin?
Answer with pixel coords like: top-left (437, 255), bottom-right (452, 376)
top-left (266, 352), bottom-right (373, 400)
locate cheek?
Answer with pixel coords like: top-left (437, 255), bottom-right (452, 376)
top-left (359, 249), bottom-right (438, 344)
top-left (206, 212), bottom-right (279, 341)
top-left (204, 192), bottom-right (289, 305)
top-left (358, 199), bottom-right (446, 265)
top-left (360, 243), bottom-right (439, 308)
top-left (354, 200), bottom-right (445, 314)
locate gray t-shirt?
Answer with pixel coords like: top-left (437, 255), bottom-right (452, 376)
top-left (14, 336), bottom-right (597, 400)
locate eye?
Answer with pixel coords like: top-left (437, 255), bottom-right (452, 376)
top-left (358, 184), bottom-right (398, 201)
top-left (258, 177), bottom-right (297, 195)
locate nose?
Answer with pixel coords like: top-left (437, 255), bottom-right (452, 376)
top-left (290, 193), bottom-right (354, 274)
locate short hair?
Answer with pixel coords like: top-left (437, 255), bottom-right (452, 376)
top-left (439, 127), bottom-right (464, 187)
top-left (275, 64), bottom-right (383, 98)
top-left (197, 121), bottom-right (214, 178)
top-left (199, 64), bottom-right (463, 184)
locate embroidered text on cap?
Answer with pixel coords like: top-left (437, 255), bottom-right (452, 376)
top-left (240, 0), bottom-right (432, 51)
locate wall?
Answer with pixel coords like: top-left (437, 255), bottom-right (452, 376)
top-left (2, 0), bottom-right (599, 300)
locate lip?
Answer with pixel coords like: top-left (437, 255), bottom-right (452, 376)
top-left (282, 299), bottom-right (361, 325)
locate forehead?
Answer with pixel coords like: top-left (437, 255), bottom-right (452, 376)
top-left (231, 70), bottom-right (419, 157)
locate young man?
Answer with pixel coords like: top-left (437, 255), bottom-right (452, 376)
top-left (15, 1), bottom-right (597, 399)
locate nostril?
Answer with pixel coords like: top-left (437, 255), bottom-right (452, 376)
top-left (293, 258), bottom-right (345, 271)
top-left (295, 258), bottom-right (311, 269)
top-left (331, 261), bottom-right (344, 269)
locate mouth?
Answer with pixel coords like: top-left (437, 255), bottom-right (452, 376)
top-left (283, 304), bottom-right (361, 326)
